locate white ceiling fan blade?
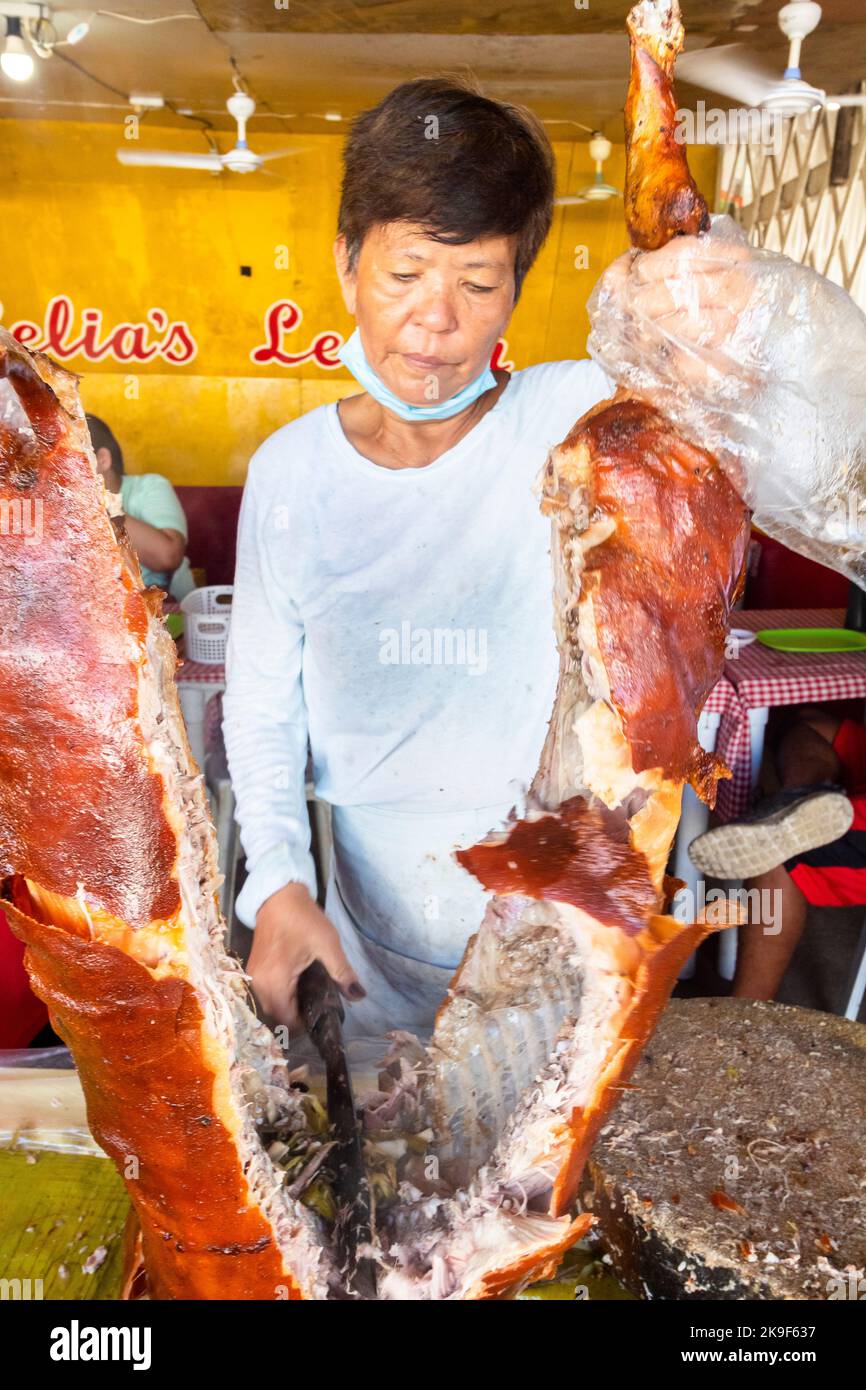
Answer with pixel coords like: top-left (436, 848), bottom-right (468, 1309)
top-left (117, 149), bottom-right (223, 171)
top-left (678, 44), bottom-right (781, 108)
top-left (829, 94), bottom-right (866, 106)
top-left (257, 146), bottom-right (304, 162)
top-left (555, 196), bottom-right (587, 206)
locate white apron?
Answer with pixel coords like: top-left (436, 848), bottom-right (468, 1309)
top-left (324, 800), bottom-right (515, 1038)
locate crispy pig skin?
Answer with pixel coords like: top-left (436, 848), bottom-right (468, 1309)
top-left (0, 329), bottom-right (306, 1301)
top-left (470, 1214), bottom-right (595, 1300)
top-left (0, 334), bottom-right (179, 928)
top-left (556, 394), bottom-right (749, 805)
top-left (625, 0), bottom-right (710, 249)
top-left (433, 410), bottom-right (748, 1227)
top-left (546, 915), bottom-right (713, 1217)
top-left (457, 796), bottom-right (658, 934)
top-left (2, 886), bottom-right (297, 1301)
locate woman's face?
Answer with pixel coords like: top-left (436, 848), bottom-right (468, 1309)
top-left (335, 221), bottom-right (517, 408)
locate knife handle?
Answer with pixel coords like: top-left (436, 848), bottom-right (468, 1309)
top-left (297, 959), bottom-right (345, 1039)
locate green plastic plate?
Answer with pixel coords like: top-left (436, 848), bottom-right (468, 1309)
top-left (756, 627), bottom-right (866, 653)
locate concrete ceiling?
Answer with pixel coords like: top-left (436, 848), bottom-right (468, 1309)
top-left (0, 0), bottom-right (862, 145)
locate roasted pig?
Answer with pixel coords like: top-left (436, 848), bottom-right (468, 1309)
top-left (1, 0), bottom-right (749, 1299)
top-left (371, 398), bottom-right (749, 1299)
top-left (0, 334), bottom-right (338, 1299)
top-left (624, 0), bottom-right (710, 249)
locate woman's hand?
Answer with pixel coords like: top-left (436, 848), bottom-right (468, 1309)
top-left (594, 231), bottom-right (756, 390)
top-left (628, 233), bottom-right (753, 356)
top-left (248, 882), bottom-right (365, 1033)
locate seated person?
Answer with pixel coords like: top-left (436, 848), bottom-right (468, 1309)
top-left (86, 414), bottom-right (196, 601)
top-left (689, 708), bottom-right (866, 1001)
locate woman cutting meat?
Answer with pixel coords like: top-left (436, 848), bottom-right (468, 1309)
top-left (222, 76), bottom-right (734, 1037)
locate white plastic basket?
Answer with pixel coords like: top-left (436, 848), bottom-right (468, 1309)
top-left (180, 585), bottom-right (233, 665)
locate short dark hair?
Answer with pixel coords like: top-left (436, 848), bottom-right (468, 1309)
top-left (86, 414), bottom-right (124, 475)
top-left (338, 78), bottom-right (555, 299)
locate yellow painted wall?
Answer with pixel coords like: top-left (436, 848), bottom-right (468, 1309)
top-left (0, 119), bottom-right (717, 485)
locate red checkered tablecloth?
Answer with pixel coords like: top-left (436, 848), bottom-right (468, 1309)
top-left (164, 605), bottom-right (225, 686)
top-left (725, 609), bottom-right (866, 707)
top-left (175, 646), bottom-right (225, 685)
top-left (703, 677), bottom-right (739, 719)
top-left (715, 608), bottom-right (866, 821)
top-left (163, 606), bottom-right (226, 763)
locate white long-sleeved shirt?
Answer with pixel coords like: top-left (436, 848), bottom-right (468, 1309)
top-left (222, 359), bottom-right (612, 975)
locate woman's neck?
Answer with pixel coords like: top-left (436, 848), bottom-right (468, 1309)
top-left (337, 370), bottom-right (510, 471)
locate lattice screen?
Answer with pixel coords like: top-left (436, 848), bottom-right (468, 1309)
top-left (715, 93), bottom-right (866, 308)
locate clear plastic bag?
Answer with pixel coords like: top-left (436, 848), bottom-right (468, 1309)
top-left (0, 1047), bottom-right (97, 1153)
top-left (587, 214), bottom-right (866, 588)
top-left (0, 372), bottom-right (35, 439)
top-left (0, 1047), bottom-right (74, 1070)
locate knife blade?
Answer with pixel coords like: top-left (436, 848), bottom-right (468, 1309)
top-left (296, 960), bottom-right (376, 1297)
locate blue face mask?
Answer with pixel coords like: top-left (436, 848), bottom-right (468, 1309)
top-left (337, 329), bottom-right (498, 423)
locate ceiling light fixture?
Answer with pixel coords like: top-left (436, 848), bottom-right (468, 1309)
top-left (555, 131), bottom-right (622, 207)
top-left (66, 17), bottom-right (90, 45)
top-left (581, 132), bottom-right (620, 201)
top-left (1, 16), bottom-right (34, 80)
top-left (0, 5), bottom-right (96, 61)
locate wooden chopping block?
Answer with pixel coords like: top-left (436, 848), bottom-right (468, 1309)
top-left (580, 997), bottom-right (866, 1299)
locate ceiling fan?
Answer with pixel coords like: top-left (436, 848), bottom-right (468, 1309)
top-left (556, 132), bottom-right (621, 206)
top-left (116, 91), bottom-right (300, 175)
top-left (677, 2), bottom-right (866, 119)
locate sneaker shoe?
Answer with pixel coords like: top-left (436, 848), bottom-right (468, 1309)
top-left (688, 784), bottom-right (854, 880)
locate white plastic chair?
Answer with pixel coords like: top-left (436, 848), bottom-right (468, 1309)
top-left (843, 920), bottom-right (866, 1021)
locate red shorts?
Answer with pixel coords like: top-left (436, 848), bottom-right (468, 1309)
top-left (0, 906), bottom-right (49, 1048)
top-left (786, 719), bottom-right (866, 907)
